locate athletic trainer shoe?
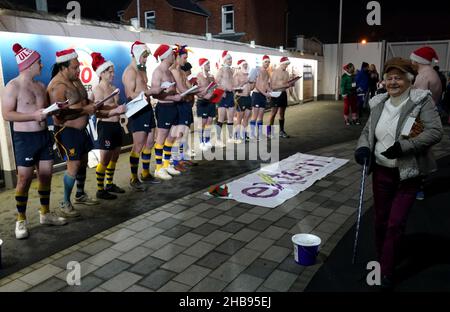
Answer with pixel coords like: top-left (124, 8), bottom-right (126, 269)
top-left (15, 220), bottom-right (29, 239)
top-left (130, 179), bottom-right (146, 191)
top-left (140, 174), bottom-right (162, 184)
top-left (105, 183), bottom-right (126, 194)
top-left (58, 201), bottom-right (81, 218)
top-left (74, 193), bottom-right (100, 206)
top-left (166, 165), bottom-right (181, 176)
top-left (40, 212), bottom-right (67, 226)
top-left (155, 168), bottom-right (172, 180)
top-left (280, 131), bottom-right (290, 138)
top-left (96, 190), bottom-right (117, 200)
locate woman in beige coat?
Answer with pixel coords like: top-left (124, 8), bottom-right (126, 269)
top-left (354, 57), bottom-right (443, 288)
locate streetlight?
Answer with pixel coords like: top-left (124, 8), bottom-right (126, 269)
top-left (335, 0), bottom-right (343, 101)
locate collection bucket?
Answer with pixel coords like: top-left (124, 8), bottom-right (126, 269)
top-left (292, 234), bottom-right (321, 266)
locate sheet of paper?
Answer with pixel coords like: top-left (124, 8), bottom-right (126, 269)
top-left (161, 81), bottom-right (176, 89)
top-left (180, 85), bottom-right (199, 97)
top-left (401, 117), bottom-right (416, 137)
top-left (95, 88), bottom-right (120, 108)
top-left (125, 91), bottom-right (148, 118)
top-left (43, 100), bottom-right (70, 114)
top-left (270, 91), bottom-right (282, 98)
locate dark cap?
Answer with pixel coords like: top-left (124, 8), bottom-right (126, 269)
top-left (383, 57), bottom-right (418, 76)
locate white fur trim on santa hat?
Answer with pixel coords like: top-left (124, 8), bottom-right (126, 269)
top-left (280, 57), bottom-right (290, 65)
top-left (410, 53), bottom-right (433, 65)
top-left (132, 42), bottom-right (151, 65)
top-left (95, 60), bottom-right (114, 76)
top-left (56, 50), bottom-right (78, 64)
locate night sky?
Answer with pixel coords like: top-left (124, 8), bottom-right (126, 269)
top-left (287, 0), bottom-right (450, 44)
top-left (4, 0), bottom-right (450, 44)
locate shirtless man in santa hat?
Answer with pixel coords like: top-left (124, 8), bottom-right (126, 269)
top-left (91, 52), bottom-right (126, 200)
top-left (150, 44), bottom-right (183, 180)
top-left (196, 58), bottom-right (216, 151)
top-left (170, 44), bottom-right (195, 172)
top-left (48, 48), bottom-right (124, 217)
top-left (268, 56), bottom-right (296, 138)
top-left (122, 41), bottom-right (161, 192)
top-left (250, 55), bottom-right (272, 140)
top-left (215, 50), bottom-right (235, 147)
top-left (233, 59), bottom-right (254, 142)
top-left (2, 43), bottom-right (67, 239)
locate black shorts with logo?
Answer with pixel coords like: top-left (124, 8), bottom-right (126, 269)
top-left (218, 91), bottom-right (235, 108)
top-left (271, 91), bottom-right (288, 108)
top-left (128, 105), bottom-right (156, 133)
top-left (13, 130), bottom-right (54, 167)
top-left (54, 126), bottom-right (93, 161)
top-left (155, 102), bottom-right (178, 129)
top-left (252, 92), bottom-right (267, 108)
top-left (237, 96), bottom-right (252, 112)
top-left (177, 101), bottom-right (194, 126)
top-left (97, 121), bottom-right (123, 150)
top-left (196, 99), bottom-right (216, 119)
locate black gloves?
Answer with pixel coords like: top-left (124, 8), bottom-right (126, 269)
top-left (381, 142), bottom-right (402, 159)
top-left (354, 147), bottom-right (371, 165)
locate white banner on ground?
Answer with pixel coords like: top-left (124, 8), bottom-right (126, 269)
top-left (227, 153), bottom-right (349, 208)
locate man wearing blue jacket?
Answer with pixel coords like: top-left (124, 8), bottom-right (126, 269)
top-left (356, 62), bottom-right (370, 117)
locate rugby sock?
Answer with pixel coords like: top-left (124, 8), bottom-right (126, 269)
top-left (279, 119), bottom-right (285, 132)
top-left (267, 125), bottom-right (272, 136)
top-left (105, 161), bottom-right (116, 186)
top-left (155, 144), bottom-right (164, 172)
top-left (250, 120), bottom-right (256, 137)
top-left (171, 143), bottom-right (180, 167)
top-left (257, 120), bottom-right (263, 138)
top-left (216, 122), bottom-right (223, 141)
top-left (75, 166), bottom-right (87, 198)
top-left (16, 190), bottom-right (28, 221)
top-left (227, 123), bottom-right (234, 139)
top-left (129, 151), bottom-right (140, 182)
top-left (38, 183), bottom-right (51, 215)
top-left (204, 125), bottom-right (211, 143)
top-left (63, 173), bottom-right (76, 204)
top-left (163, 140), bottom-right (173, 169)
top-left (96, 163), bottom-right (107, 191)
top-left (141, 148), bottom-right (152, 178)
top-left (179, 143), bottom-right (185, 161)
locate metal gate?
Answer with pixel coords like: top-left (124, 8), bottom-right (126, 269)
top-left (385, 40), bottom-right (450, 73)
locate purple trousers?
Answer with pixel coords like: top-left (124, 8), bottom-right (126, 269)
top-left (372, 164), bottom-right (421, 278)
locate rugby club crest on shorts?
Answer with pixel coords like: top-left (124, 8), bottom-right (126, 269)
top-left (69, 148), bottom-right (76, 157)
top-left (105, 140), bottom-right (111, 148)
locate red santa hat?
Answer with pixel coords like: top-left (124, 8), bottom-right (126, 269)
top-left (56, 48), bottom-right (78, 64)
top-left (199, 58), bottom-right (209, 67)
top-left (12, 43), bottom-right (41, 72)
top-left (237, 59), bottom-right (247, 67)
top-left (410, 46), bottom-right (439, 65)
top-left (262, 55), bottom-right (270, 62)
top-left (153, 44), bottom-right (173, 62)
top-left (280, 56), bottom-right (290, 65)
top-left (131, 41), bottom-right (150, 58)
top-left (91, 52), bottom-right (114, 76)
top-left (222, 50), bottom-right (232, 61)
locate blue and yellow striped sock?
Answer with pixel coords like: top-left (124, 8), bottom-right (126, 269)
top-left (105, 161), bottom-right (116, 187)
top-left (96, 163), bottom-right (107, 191)
top-left (163, 140), bottom-right (173, 169)
top-left (38, 183), bottom-right (51, 215)
top-left (16, 190), bottom-right (28, 221)
top-left (141, 148), bottom-right (152, 178)
top-left (129, 151), bottom-right (140, 182)
top-left (155, 143), bottom-right (164, 172)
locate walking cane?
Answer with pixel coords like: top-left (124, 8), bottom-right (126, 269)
top-left (352, 159), bottom-right (368, 264)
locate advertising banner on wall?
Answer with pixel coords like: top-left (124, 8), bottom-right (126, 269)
top-left (0, 31), bottom-right (317, 168)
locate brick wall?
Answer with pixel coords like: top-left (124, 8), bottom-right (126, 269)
top-left (122, 0), bottom-right (287, 48)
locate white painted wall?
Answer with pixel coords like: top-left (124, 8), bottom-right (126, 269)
top-left (321, 42), bottom-right (383, 97)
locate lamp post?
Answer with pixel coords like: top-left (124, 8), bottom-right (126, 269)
top-left (136, 0), bottom-right (141, 28)
top-left (335, 0), bottom-right (343, 100)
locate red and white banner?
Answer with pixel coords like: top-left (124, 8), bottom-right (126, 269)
top-left (227, 153), bottom-right (349, 208)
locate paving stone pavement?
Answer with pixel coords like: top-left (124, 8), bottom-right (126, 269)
top-left (1, 127), bottom-right (449, 292)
